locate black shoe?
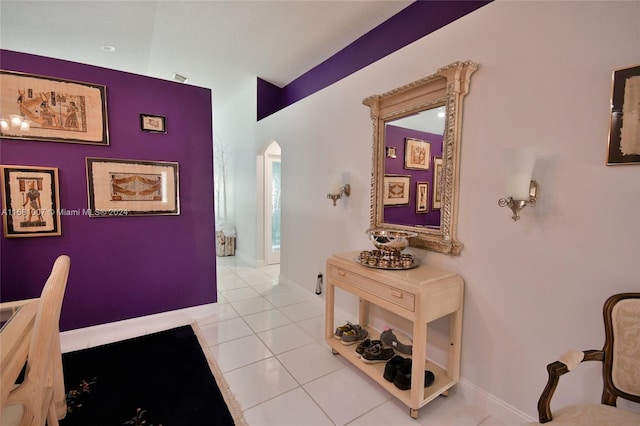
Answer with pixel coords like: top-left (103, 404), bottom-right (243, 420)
top-left (383, 355), bottom-right (408, 382)
top-left (361, 342), bottom-right (395, 363)
top-left (355, 339), bottom-right (381, 358)
top-left (393, 359), bottom-right (435, 390)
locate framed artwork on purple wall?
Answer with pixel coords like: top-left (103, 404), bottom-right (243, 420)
top-left (0, 70), bottom-right (109, 145)
top-left (404, 137), bottom-right (430, 170)
top-left (432, 157), bottom-right (443, 209)
top-left (416, 182), bottom-right (429, 213)
top-left (383, 174), bottom-right (410, 206)
top-left (86, 157), bottom-right (179, 217)
top-left (140, 113), bottom-right (166, 133)
top-left (606, 65), bottom-right (640, 165)
top-left (0, 165), bottom-right (61, 238)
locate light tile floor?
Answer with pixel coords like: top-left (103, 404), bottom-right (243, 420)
top-left (200, 256), bottom-right (504, 426)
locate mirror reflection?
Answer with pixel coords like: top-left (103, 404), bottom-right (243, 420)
top-left (383, 106), bottom-right (445, 228)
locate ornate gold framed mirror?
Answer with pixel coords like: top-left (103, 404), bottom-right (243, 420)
top-left (363, 61), bottom-right (477, 255)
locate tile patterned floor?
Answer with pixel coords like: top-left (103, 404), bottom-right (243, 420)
top-left (200, 256), bottom-right (504, 426)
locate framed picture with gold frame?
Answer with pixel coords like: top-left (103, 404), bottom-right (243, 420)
top-left (383, 174), bottom-right (410, 206)
top-left (0, 70), bottom-right (109, 145)
top-left (607, 65), bottom-right (640, 165)
top-left (86, 157), bottom-right (179, 217)
top-left (0, 165), bottom-right (61, 238)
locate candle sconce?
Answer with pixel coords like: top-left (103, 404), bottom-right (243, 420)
top-left (499, 147), bottom-right (538, 222)
top-left (327, 184), bottom-right (351, 207)
top-left (498, 180), bottom-right (538, 221)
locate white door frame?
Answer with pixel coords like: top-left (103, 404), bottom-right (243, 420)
top-left (256, 140), bottom-right (281, 266)
top-left (264, 150), bottom-right (281, 265)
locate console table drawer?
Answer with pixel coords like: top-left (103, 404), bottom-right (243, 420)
top-left (329, 265), bottom-right (415, 312)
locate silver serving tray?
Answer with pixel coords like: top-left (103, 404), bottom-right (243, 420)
top-left (356, 251), bottom-right (419, 270)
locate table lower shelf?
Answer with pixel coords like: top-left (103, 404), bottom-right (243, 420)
top-left (326, 326), bottom-right (457, 412)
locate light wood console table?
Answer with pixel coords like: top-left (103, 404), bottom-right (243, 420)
top-left (324, 251), bottom-right (464, 418)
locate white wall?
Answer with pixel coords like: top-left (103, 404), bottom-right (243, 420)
top-left (218, 0), bottom-right (640, 420)
top-left (215, 78), bottom-right (258, 264)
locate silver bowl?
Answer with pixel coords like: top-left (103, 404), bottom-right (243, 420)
top-left (366, 228), bottom-right (417, 252)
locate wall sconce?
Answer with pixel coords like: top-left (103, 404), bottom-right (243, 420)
top-left (498, 147), bottom-right (538, 221)
top-left (327, 184), bottom-right (351, 206)
top-left (327, 171), bottom-right (351, 206)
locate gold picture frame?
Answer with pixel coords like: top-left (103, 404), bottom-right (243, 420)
top-left (383, 174), bottom-right (410, 206)
top-left (404, 137), bottom-right (430, 170)
top-left (86, 157), bottom-right (179, 217)
top-left (0, 70), bottom-right (109, 145)
top-left (1, 165), bottom-right (62, 238)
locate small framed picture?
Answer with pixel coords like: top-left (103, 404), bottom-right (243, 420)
top-left (607, 65), bottom-right (640, 165)
top-left (140, 114), bottom-right (167, 133)
top-left (386, 146), bottom-right (397, 158)
top-left (0, 165), bottom-right (62, 238)
top-left (383, 174), bottom-right (410, 206)
top-left (416, 182), bottom-right (429, 213)
top-left (404, 137), bottom-right (431, 170)
top-left (433, 157), bottom-right (443, 209)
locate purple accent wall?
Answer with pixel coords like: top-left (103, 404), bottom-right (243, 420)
top-left (257, 0), bottom-right (493, 120)
top-left (0, 50), bottom-right (217, 331)
top-left (384, 125), bottom-right (442, 227)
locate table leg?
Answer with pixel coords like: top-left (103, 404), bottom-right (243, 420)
top-left (325, 279), bottom-right (335, 341)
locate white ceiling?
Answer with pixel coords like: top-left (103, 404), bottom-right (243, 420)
top-left (0, 0), bottom-right (412, 110)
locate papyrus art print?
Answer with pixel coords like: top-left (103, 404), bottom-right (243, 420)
top-left (383, 174), bottom-right (411, 206)
top-left (86, 158), bottom-right (179, 217)
top-left (607, 65), bottom-right (640, 165)
top-left (140, 114), bottom-right (166, 133)
top-left (404, 138), bottom-right (431, 170)
top-left (0, 70), bottom-right (108, 145)
top-left (432, 157), bottom-right (443, 210)
top-left (416, 182), bottom-right (429, 213)
top-left (1, 165), bottom-right (61, 238)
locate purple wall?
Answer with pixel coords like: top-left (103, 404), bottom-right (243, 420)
top-left (384, 125), bottom-right (442, 227)
top-left (0, 50), bottom-right (217, 331)
top-left (257, 0), bottom-right (493, 120)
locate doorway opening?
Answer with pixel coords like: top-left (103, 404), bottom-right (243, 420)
top-left (258, 141), bottom-right (281, 265)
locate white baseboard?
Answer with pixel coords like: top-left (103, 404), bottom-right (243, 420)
top-left (60, 303), bottom-right (219, 353)
top-left (233, 250), bottom-right (255, 267)
top-left (457, 378), bottom-right (536, 424)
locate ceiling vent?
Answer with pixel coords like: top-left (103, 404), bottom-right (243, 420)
top-left (173, 73), bottom-right (188, 83)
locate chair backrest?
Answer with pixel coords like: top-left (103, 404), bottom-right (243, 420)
top-left (1, 255), bottom-right (70, 425)
top-left (602, 292), bottom-right (640, 405)
top-left (25, 255), bottom-right (70, 380)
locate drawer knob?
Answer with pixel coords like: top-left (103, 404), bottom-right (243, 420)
top-left (337, 269), bottom-right (346, 276)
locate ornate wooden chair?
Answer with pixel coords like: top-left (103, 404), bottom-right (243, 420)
top-left (536, 292), bottom-right (640, 424)
top-left (1, 255), bottom-right (70, 426)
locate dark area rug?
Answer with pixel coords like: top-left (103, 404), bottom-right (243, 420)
top-left (60, 325), bottom-right (235, 426)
